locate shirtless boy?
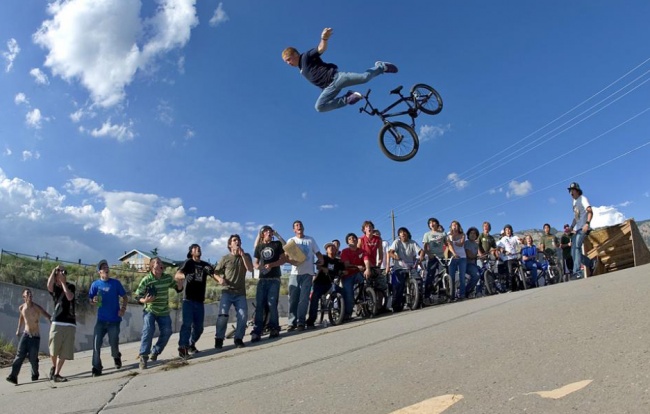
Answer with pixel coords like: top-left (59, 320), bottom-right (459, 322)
top-left (6, 289), bottom-right (51, 385)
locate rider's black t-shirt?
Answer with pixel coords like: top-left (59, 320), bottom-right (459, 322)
top-left (254, 241), bottom-right (285, 279)
top-left (178, 259), bottom-right (213, 302)
top-left (314, 255), bottom-right (345, 286)
top-left (300, 48), bottom-right (338, 89)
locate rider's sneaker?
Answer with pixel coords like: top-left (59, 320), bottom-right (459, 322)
top-left (234, 339), bottom-right (246, 348)
top-left (345, 91), bottom-right (363, 105)
top-left (250, 333), bottom-right (261, 343)
top-left (376, 61), bottom-right (398, 73)
top-left (214, 338), bottom-right (224, 349)
top-left (269, 329), bottom-right (280, 338)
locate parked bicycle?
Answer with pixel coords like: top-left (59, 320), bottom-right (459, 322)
top-left (359, 83), bottom-right (443, 162)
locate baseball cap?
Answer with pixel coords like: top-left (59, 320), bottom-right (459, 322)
top-left (324, 242), bottom-right (336, 250)
top-left (97, 259), bottom-right (108, 271)
top-left (567, 182), bottom-right (581, 192)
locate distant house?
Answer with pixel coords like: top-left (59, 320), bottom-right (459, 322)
top-left (118, 249), bottom-right (179, 272)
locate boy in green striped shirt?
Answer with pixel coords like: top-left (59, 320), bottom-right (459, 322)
top-left (135, 257), bottom-right (184, 368)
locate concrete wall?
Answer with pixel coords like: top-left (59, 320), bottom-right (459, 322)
top-left (0, 281), bottom-right (288, 353)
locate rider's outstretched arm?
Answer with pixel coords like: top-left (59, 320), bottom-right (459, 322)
top-left (318, 27), bottom-right (332, 54)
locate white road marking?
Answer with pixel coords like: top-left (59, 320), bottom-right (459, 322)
top-left (528, 379), bottom-right (593, 399)
top-left (390, 394), bottom-right (464, 413)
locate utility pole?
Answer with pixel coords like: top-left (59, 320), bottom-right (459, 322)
top-left (391, 210), bottom-right (396, 241)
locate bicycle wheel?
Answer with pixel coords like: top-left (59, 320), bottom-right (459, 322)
top-left (483, 271), bottom-right (496, 295)
top-left (378, 122), bottom-right (419, 162)
top-left (407, 278), bottom-right (420, 310)
top-left (327, 292), bottom-right (345, 326)
top-left (363, 287), bottom-right (378, 317)
top-left (518, 267), bottom-right (528, 290)
top-left (410, 83), bottom-right (443, 115)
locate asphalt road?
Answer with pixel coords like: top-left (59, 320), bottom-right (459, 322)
top-left (2, 264), bottom-right (650, 414)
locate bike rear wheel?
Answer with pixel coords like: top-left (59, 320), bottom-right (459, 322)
top-left (378, 121), bottom-right (419, 162)
top-left (410, 83), bottom-right (443, 115)
top-left (364, 287), bottom-right (378, 317)
top-left (518, 267), bottom-right (528, 290)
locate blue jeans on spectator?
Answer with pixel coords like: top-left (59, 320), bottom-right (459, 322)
top-left (465, 262), bottom-right (480, 296)
top-left (523, 260), bottom-right (539, 287)
top-left (315, 66), bottom-right (385, 112)
top-left (571, 230), bottom-right (591, 276)
top-left (92, 320), bottom-right (121, 372)
top-left (215, 291), bottom-right (248, 340)
top-left (449, 257), bottom-right (467, 300)
top-left (253, 278), bottom-right (280, 335)
top-left (306, 282), bottom-right (331, 325)
top-left (391, 269), bottom-right (408, 311)
top-left (288, 273), bottom-right (313, 327)
top-left (179, 300), bottom-right (205, 349)
top-left (9, 333), bottom-right (40, 380)
top-left (139, 311), bottom-right (172, 357)
top-left (342, 273), bottom-right (364, 318)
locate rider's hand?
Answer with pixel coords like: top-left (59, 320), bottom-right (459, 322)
top-left (321, 27), bottom-right (332, 40)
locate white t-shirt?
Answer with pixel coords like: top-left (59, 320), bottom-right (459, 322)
top-left (289, 235), bottom-right (320, 275)
top-left (389, 239), bottom-right (422, 270)
top-left (378, 240), bottom-right (389, 270)
top-left (497, 236), bottom-right (521, 260)
top-left (447, 233), bottom-right (467, 258)
top-left (572, 195), bottom-right (591, 230)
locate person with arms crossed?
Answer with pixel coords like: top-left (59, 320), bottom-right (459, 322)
top-left (252, 226), bottom-right (288, 342)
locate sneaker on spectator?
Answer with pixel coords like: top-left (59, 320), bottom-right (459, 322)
top-left (269, 329), bottom-right (280, 338)
top-left (114, 355), bottom-right (122, 369)
top-left (6, 375), bottom-right (18, 385)
top-left (234, 339), bottom-right (246, 348)
top-left (31, 375), bottom-right (39, 381)
top-left (92, 368), bottom-right (102, 377)
top-left (49, 366), bottom-right (55, 380)
top-left (188, 344), bottom-right (199, 355)
top-left (178, 347), bottom-right (189, 358)
top-left (150, 352), bottom-right (158, 362)
top-left (297, 324), bottom-right (305, 332)
top-left (53, 375), bottom-right (68, 383)
top-left (250, 333), bottom-right (261, 343)
top-left (215, 338), bottom-right (224, 349)
top-left (345, 91), bottom-right (363, 105)
top-left (375, 61), bottom-right (398, 73)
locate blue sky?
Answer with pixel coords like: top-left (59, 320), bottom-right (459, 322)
top-left (1, 1), bottom-right (649, 264)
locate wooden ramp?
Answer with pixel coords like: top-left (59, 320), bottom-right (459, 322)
top-left (584, 219), bottom-right (650, 275)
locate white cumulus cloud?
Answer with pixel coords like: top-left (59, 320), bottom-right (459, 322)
top-left (81, 119), bottom-right (135, 142)
top-left (419, 123), bottom-right (450, 143)
top-left (22, 151), bottom-right (41, 161)
top-left (506, 180), bottom-right (532, 198)
top-left (209, 2), bottom-right (229, 27)
top-left (26, 108), bottom-right (44, 129)
top-left (591, 205), bottom-right (626, 228)
top-left (319, 204), bottom-right (338, 211)
top-left (30, 68), bottom-right (50, 85)
top-left (447, 172), bottom-right (469, 190)
top-left (3, 38), bottom-right (20, 72)
top-left (33, 0), bottom-right (199, 108)
top-left (15, 93), bottom-right (29, 105)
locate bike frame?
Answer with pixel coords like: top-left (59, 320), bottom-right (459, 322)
top-left (359, 88), bottom-right (419, 128)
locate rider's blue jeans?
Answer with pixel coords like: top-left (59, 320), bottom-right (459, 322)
top-left (449, 257), bottom-right (467, 299)
top-left (179, 299), bottom-right (204, 349)
top-left (92, 320), bottom-right (121, 372)
top-left (571, 230), bottom-right (590, 276)
top-left (253, 278), bottom-right (280, 335)
top-left (306, 282), bottom-right (331, 325)
top-left (465, 262), bottom-right (480, 296)
top-left (342, 273), bottom-right (363, 318)
top-left (215, 291), bottom-right (248, 340)
top-left (523, 261), bottom-right (539, 287)
top-left (315, 65), bottom-right (385, 112)
top-left (288, 273), bottom-right (313, 327)
top-left (139, 311), bottom-right (172, 357)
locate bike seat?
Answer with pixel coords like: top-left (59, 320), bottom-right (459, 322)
top-left (389, 85), bottom-right (403, 95)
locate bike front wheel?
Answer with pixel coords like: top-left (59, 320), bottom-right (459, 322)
top-left (378, 121), bottom-right (419, 162)
top-left (407, 278), bottom-right (420, 310)
top-left (327, 292), bottom-right (345, 326)
top-left (410, 83), bottom-right (443, 115)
